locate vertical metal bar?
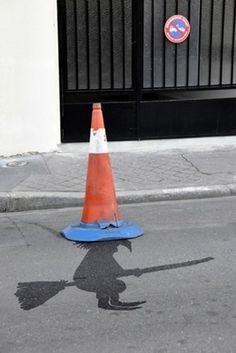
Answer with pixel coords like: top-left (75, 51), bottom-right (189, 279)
top-left (222, 0), bottom-right (235, 84)
top-left (58, 0), bottom-right (68, 92)
top-left (143, 0), bottom-right (152, 88)
top-left (151, 0), bottom-right (154, 88)
top-left (186, 0), bottom-right (191, 87)
top-left (176, 0), bottom-right (188, 87)
top-left (85, 0), bottom-right (90, 89)
top-left (174, 0), bottom-right (178, 87)
top-left (188, 0), bottom-right (201, 86)
top-left (76, 0), bottom-right (88, 89)
top-left (199, 0), bottom-right (212, 86)
top-left (163, 0), bottom-right (166, 87)
top-left (209, 0), bottom-right (214, 85)
top-left (73, 0), bottom-right (78, 89)
top-left (124, 0), bottom-right (132, 88)
top-left (122, 0), bottom-right (125, 89)
top-left (231, 0), bottom-right (236, 84)
top-left (109, 0), bottom-right (114, 89)
top-left (135, 0), bottom-right (144, 138)
top-left (97, 0), bottom-right (102, 89)
top-left (153, 0), bottom-right (164, 87)
top-left (197, 0), bottom-right (202, 86)
top-left (211, 0), bottom-right (224, 85)
top-left (165, 0), bottom-right (176, 87)
top-left (220, 0), bottom-right (226, 85)
top-left (131, 0), bottom-right (136, 91)
top-left (65, 0), bottom-right (77, 89)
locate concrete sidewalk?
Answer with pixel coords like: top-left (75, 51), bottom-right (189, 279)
top-left (1, 136), bottom-right (236, 212)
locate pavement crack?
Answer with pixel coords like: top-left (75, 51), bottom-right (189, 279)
top-left (180, 154), bottom-right (212, 176)
top-left (41, 154), bottom-right (52, 175)
top-left (6, 216), bottom-right (31, 247)
top-left (27, 222), bottom-right (60, 237)
top-left (11, 175), bottom-right (30, 189)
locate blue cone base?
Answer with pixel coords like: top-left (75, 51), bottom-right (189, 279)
top-left (61, 220), bottom-right (144, 242)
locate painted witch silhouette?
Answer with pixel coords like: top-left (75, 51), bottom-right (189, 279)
top-left (15, 240), bottom-right (213, 311)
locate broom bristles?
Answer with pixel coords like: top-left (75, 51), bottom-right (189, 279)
top-left (15, 280), bottom-right (68, 310)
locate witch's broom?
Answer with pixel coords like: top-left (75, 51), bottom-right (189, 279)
top-left (15, 257), bottom-right (214, 310)
top-left (15, 280), bottom-right (75, 310)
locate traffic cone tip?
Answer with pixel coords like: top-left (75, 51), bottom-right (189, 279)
top-left (93, 103), bottom-right (102, 110)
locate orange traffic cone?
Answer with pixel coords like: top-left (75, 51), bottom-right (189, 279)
top-left (61, 103), bottom-right (144, 242)
top-left (81, 103), bottom-right (121, 224)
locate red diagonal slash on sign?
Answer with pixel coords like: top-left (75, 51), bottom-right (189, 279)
top-left (167, 22), bottom-right (186, 37)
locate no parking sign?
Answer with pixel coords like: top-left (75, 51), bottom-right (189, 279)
top-left (164, 15), bottom-right (190, 43)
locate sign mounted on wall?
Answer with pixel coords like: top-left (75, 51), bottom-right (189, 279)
top-left (164, 15), bottom-right (190, 44)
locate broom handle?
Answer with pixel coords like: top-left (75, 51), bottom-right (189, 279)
top-left (120, 257), bottom-right (214, 277)
top-left (68, 257), bottom-right (213, 282)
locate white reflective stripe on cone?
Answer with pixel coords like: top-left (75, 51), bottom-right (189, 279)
top-left (89, 128), bottom-right (108, 154)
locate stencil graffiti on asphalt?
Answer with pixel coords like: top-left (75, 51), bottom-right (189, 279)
top-left (15, 240), bottom-right (213, 311)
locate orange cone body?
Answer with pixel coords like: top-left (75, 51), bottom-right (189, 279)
top-left (61, 103), bottom-right (144, 242)
top-left (81, 103), bottom-right (121, 224)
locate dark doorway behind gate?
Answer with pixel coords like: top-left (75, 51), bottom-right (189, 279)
top-left (58, 0), bottom-right (236, 142)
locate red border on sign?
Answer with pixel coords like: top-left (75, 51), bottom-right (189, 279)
top-left (164, 15), bottom-right (190, 44)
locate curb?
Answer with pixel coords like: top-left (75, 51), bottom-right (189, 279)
top-left (1, 184), bottom-right (236, 212)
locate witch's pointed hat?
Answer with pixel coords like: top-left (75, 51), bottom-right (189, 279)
top-left (61, 103), bottom-right (144, 242)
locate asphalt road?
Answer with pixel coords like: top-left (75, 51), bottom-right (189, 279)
top-left (0, 197), bottom-right (236, 353)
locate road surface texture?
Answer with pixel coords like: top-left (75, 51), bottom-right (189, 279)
top-left (0, 197), bottom-right (236, 353)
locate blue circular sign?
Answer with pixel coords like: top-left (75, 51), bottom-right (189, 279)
top-left (164, 15), bottom-right (190, 43)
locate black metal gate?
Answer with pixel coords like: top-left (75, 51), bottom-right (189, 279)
top-left (58, 0), bottom-right (236, 142)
